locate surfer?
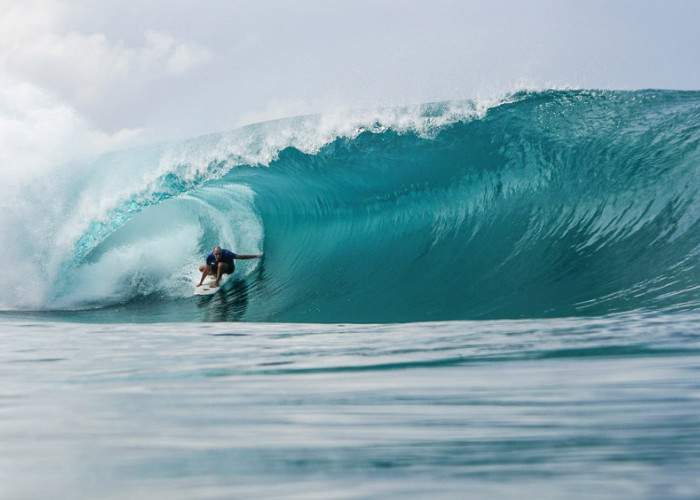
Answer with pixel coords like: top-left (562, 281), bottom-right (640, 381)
top-left (197, 246), bottom-right (263, 288)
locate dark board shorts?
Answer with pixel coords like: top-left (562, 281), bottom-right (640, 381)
top-left (210, 262), bottom-right (234, 275)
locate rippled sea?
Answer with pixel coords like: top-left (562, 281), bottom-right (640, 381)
top-left (2, 313), bottom-right (699, 499)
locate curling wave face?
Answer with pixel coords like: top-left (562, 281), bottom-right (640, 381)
top-left (3, 90), bottom-right (700, 322)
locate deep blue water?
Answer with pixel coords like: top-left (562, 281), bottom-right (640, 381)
top-left (1, 90), bottom-right (700, 497)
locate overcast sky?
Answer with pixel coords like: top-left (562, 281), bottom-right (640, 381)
top-left (1, 0), bottom-right (699, 144)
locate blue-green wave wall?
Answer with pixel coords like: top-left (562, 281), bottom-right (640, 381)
top-left (28, 90), bottom-right (700, 322)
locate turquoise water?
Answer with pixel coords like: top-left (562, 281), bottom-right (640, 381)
top-left (2, 90), bottom-right (700, 497)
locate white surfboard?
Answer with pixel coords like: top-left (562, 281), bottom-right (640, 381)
top-left (194, 274), bottom-right (229, 296)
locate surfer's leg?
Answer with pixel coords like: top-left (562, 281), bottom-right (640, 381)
top-left (212, 262), bottom-right (234, 287)
top-left (196, 266), bottom-right (206, 287)
top-left (199, 265), bottom-right (216, 275)
top-left (213, 262), bottom-right (224, 287)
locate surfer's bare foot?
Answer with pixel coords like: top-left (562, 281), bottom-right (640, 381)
top-left (211, 281), bottom-right (219, 288)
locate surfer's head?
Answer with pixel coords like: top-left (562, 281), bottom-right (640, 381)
top-left (213, 246), bottom-right (222, 258)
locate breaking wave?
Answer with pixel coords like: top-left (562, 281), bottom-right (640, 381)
top-left (2, 90), bottom-right (700, 322)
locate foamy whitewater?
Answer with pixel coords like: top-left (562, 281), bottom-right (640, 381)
top-left (1, 90), bottom-right (700, 498)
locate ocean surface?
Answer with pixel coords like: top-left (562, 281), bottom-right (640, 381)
top-left (1, 89), bottom-right (700, 498)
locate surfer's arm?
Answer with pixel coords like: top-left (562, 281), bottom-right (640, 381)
top-left (234, 254), bottom-right (263, 259)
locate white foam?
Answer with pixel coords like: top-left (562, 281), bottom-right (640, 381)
top-left (53, 223), bottom-right (203, 308)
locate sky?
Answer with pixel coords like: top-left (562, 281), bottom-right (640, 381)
top-left (1, 0), bottom-right (699, 146)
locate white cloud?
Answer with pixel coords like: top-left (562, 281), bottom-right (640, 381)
top-left (140, 30), bottom-right (214, 76)
top-left (0, 0), bottom-right (214, 108)
top-left (0, 0), bottom-right (64, 49)
top-left (166, 38), bottom-right (215, 75)
top-left (0, 75), bottom-right (142, 186)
